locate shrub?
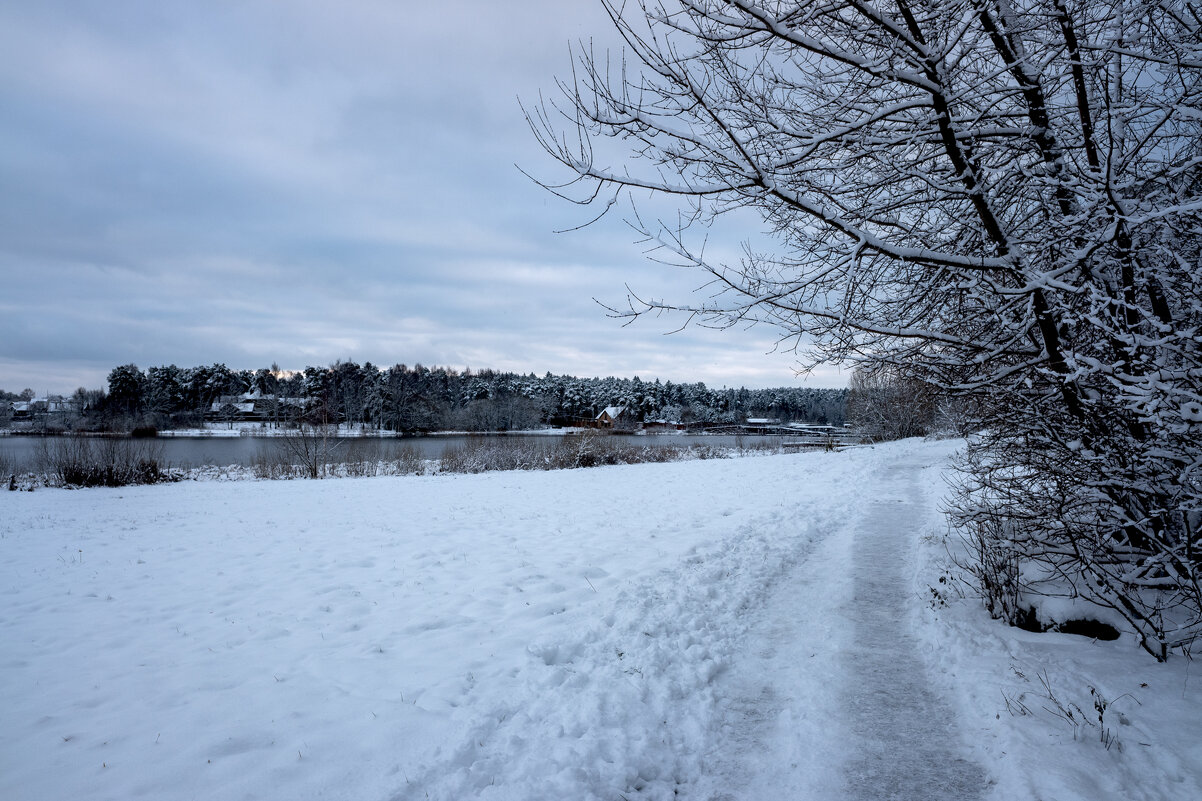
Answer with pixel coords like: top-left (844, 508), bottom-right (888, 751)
top-left (432, 433), bottom-right (776, 474)
top-left (273, 424), bottom-right (344, 479)
top-left (384, 445), bottom-right (425, 476)
top-left (1, 449), bottom-right (17, 487)
top-left (37, 434), bottom-right (170, 488)
top-left (253, 437), bottom-right (428, 480)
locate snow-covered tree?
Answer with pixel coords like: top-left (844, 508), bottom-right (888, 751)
top-left (846, 365), bottom-right (934, 441)
top-left (106, 364), bottom-right (145, 416)
top-left (145, 365), bottom-right (186, 416)
top-left (531, 0), bottom-right (1202, 658)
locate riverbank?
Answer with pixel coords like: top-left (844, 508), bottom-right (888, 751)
top-left (3, 431), bottom-right (801, 489)
top-left (0, 427), bottom-right (823, 480)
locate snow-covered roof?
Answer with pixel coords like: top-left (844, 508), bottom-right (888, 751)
top-left (210, 402), bottom-right (255, 413)
top-left (596, 406), bottom-right (626, 420)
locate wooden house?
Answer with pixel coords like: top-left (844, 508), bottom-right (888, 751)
top-left (594, 405), bottom-right (629, 428)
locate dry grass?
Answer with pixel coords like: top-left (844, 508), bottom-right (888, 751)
top-left (18, 432), bottom-right (785, 486)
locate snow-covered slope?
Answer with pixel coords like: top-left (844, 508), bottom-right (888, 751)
top-left (1, 440), bottom-right (1197, 800)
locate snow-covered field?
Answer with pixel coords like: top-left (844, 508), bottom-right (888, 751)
top-left (1, 440), bottom-right (1198, 800)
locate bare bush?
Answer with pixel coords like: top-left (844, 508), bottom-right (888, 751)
top-left (271, 424), bottom-right (344, 479)
top-left (432, 433), bottom-right (777, 474)
top-left (1, 448), bottom-right (16, 480)
top-left (846, 366), bottom-right (935, 442)
top-left (338, 438), bottom-right (375, 477)
top-left (381, 446), bottom-right (426, 476)
top-left (251, 443), bottom-right (303, 480)
top-left (550, 432), bottom-right (617, 469)
top-left (439, 437), bottom-right (547, 473)
top-left (36, 434), bottom-right (170, 488)
top-left (252, 437), bottom-right (429, 480)
top-left (949, 438), bottom-right (1202, 660)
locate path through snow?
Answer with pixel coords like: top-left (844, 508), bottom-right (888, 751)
top-left (692, 453), bottom-right (988, 800)
top-left (840, 459), bottom-right (987, 799)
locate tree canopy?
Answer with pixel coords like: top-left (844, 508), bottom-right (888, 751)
top-left (531, 0), bottom-right (1202, 658)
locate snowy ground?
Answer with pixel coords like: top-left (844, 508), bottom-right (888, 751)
top-left (1, 440), bottom-right (1198, 800)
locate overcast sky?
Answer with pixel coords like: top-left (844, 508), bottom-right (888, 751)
top-left (0, 0), bottom-right (846, 395)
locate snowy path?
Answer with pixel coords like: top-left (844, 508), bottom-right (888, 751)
top-left (692, 454), bottom-right (987, 800)
top-left (838, 460), bottom-right (987, 799)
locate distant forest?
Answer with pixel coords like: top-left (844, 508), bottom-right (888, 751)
top-left (4, 362), bottom-right (847, 433)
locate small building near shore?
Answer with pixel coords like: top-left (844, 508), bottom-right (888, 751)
top-left (595, 406), bottom-right (631, 429)
top-left (10, 398), bottom-right (72, 420)
top-left (205, 392), bottom-right (303, 423)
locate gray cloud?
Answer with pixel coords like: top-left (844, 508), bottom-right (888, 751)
top-left (0, 0), bottom-right (841, 394)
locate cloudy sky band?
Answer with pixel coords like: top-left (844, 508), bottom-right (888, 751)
top-left (0, 1), bottom-right (845, 395)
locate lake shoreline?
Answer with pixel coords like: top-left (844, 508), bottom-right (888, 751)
top-left (2, 429), bottom-right (826, 482)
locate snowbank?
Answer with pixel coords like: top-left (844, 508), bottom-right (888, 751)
top-left (914, 452), bottom-right (1202, 801)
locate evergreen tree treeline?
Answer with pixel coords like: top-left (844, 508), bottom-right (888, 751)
top-left (77, 361), bottom-right (847, 432)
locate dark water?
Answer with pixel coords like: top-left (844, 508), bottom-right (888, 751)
top-left (0, 432), bottom-right (777, 471)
